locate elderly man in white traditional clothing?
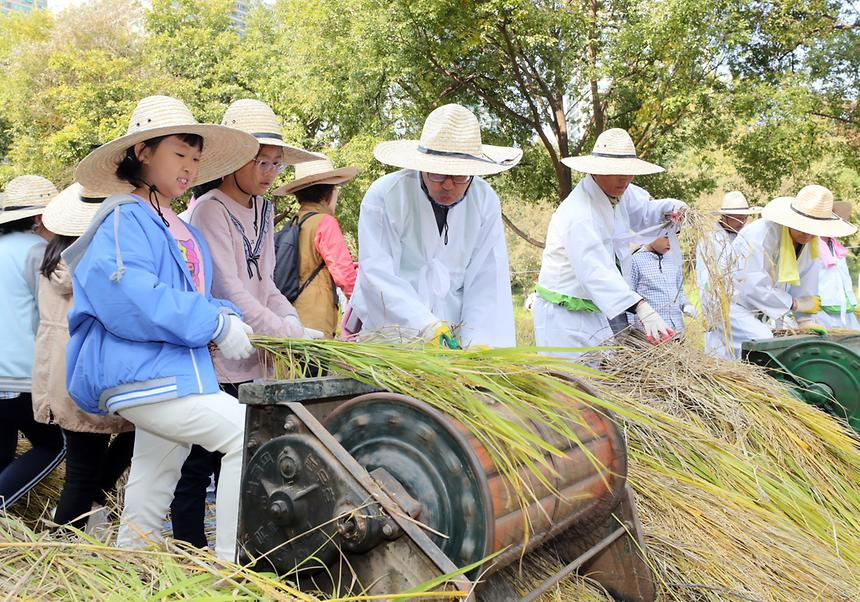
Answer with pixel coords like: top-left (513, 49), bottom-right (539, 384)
top-left (348, 104), bottom-right (520, 348)
top-left (533, 128), bottom-right (688, 355)
top-left (695, 191), bottom-right (762, 354)
top-left (815, 201), bottom-right (859, 330)
top-left (713, 185), bottom-right (857, 359)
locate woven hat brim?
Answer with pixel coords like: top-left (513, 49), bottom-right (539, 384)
top-left (762, 196), bottom-right (857, 238)
top-left (254, 137), bottom-right (319, 164)
top-left (373, 141), bottom-right (522, 176)
top-left (273, 166), bottom-right (359, 196)
top-left (42, 184), bottom-right (102, 237)
top-left (0, 206), bottom-right (46, 225)
top-left (561, 155), bottom-right (664, 175)
top-left (74, 124), bottom-right (260, 195)
top-left (717, 207), bottom-right (762, 215)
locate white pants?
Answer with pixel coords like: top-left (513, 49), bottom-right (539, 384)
top-left (533, 297), bottom-right (613, 358)
top-left (117, 391), bottom-right (245, 560)
top-left (709, 303), bottom-right (772, 359)
top-left (816, 310), bottom-right (860, 330)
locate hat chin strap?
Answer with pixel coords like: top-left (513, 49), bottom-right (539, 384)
top-left (134, 177), bottom-right (170, 228)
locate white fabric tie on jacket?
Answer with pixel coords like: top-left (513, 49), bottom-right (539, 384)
top-left (350, 170), bottom-right (515, 347)
top-left (711, 219), bottom-right (820, 358)
top-left (534, 174), bottom-right (683, 353)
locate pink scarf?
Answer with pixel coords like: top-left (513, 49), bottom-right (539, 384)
top-left (819, 237), bottom-right (848, 269)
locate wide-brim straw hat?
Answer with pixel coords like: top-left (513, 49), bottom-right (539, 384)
top-left (74, 95), bottom-right (260, 195)
top-left (718, 190), bottom-right (761, 215)
top-left (0, 175), bottom-right (58, 225)
top-left (221, 99), bottom-right (317, 165)
top-left (42, 182), bottom-right (108, 236)
top-left (273, 152), bottom-right (359, 195)
top-left (561, 128), bottom-right (664, 176)
top-left (832, 201), bottom-right (853, 222)
top-left (373, 104), bottom-right (522, 176)
top-left (762, 184), bottom-right (857, 237)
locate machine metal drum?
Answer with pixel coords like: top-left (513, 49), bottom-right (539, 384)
top-left (237, 376), bottom-right (655, 601)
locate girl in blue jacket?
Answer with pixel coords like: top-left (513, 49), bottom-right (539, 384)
top-left (65, 96), bottom-right (259, 560)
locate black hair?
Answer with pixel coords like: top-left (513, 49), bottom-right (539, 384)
top-left (115, 133), bottom-right (204, 187)
top-left (192, 178), bottom-right (222, 198)
top-left (294, 183), bottom-right (335, 205)
top-left (0, 216), bottom-right (37, 235)
top-left (40, 234), bottom-right (77, 278)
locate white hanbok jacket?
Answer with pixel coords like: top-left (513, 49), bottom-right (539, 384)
top-left (350, 170), bottom-right (515, 347)
top-left (713, 219), bottom-right (820, 358)
top-left (816, 239), bottom-right (859, 329)
top-left (534, 174), bottom-right (682, 350)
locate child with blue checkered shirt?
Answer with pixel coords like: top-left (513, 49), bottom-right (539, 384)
top-left (627, 234), bottom-right (695, 333)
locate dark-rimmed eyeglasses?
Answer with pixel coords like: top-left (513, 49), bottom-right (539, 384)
top-left (425, 173), bottom-right (471, 184)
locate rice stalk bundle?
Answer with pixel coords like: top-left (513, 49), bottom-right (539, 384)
top-left (254, 336), bottom-right (860, 601)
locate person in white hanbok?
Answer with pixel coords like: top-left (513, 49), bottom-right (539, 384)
top-left (816, 201), bottom-right (859, 330)
top-left (713, 185), bottom-right (857, 359)
top-left (533, 128), bottom-right (687, 355)
top-left (349, 104), bottom-right (521, 348)
top-left (695, 191), bottom-right (762, 354)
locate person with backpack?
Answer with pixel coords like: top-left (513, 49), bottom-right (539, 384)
top-left (66, 95), bottom-right (260, 560)
top-left (0, 174), bottom-right (67, 511)
top-left (273, 153), bottom-right (359, 338)
top-left (178, 99), bottom-right (321, 550)
top-left (32, 183), bottom-right (134, 533)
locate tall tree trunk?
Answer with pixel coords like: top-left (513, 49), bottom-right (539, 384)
top-left (588, 0), bottom-right (604, 135)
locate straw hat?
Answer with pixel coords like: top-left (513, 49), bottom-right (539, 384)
top-left (761, 185), bottom-right (857, 237)
top-left (718, 191), bottom-right (761, 215)
top-left (42, 183), bottom-right (109, 236)
top-left (221, 99), bottom-right (317, 165)
top-left (273, 152), bottom-right (359, 196)
top-left (373, 104), bottom-right (522, 176)
top-left (832, 201), bottom-right (853, 222)
top-left (561, 128), bottom-right (663, 176)
top-left (0, 175), bottom-right (58, 225)
top-left (74, 95), bottom-right (260, 195)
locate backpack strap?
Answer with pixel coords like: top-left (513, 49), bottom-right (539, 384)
top-left (294, 211), bottom-right (327, 300)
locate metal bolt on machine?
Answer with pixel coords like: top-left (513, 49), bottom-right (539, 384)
top-left (236, 375), bottom-right (657, 601)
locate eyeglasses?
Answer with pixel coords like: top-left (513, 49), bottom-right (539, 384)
top-left (425, 173), bottom-right (472, 184)
top-left (252, 159), bottom-right (288, 174)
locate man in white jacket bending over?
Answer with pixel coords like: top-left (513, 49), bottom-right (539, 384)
top-left (534, 128), bottom-right (687, 354)
top-left (350, 104), bottom-right (520, 348)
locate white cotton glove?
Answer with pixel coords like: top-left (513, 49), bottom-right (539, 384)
top-left (662, 200), bottom-right (689, 229)
top-left (303, 327), bottom-right (325, 340)
top-left (284, 315), bottom-right (305, 338)
top-left (793, 296), bottom-right (821, 314)
top-left (682, 303), bottom-right (697, 318)
top-left (635, 301), bottom-right (675, 344)
top-left (215, 315), bottom-right (254, 360)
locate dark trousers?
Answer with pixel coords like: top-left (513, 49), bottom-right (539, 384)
top-left (54, 429), bottom-right (135, 529)
top-left (169, 382), bottom-right (241, 547)
top-left (0, 393), bottom-right (66, 509)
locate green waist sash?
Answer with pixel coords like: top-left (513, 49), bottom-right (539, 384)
top-left (822, 304), bottom-right (857, 314)
top-left (535, 284), bottom-right (601, 313)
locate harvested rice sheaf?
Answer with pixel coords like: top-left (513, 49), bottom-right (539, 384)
top-left (2, 336), bottom-right (858, 600)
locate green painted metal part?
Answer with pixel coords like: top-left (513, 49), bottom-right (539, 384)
top-left (742, 334), bottom-right (860, 433)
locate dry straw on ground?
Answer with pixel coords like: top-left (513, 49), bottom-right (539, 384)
top-left (2, 335), bottom-right (858, 600)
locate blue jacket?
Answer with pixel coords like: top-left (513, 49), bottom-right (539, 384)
top-left (64, 195), bottom-right (241, 415)
top-left (0, 231), bottom-right (46, 392)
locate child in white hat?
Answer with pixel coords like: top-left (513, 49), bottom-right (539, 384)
top-left (65, 95), bottom-right (260, 560)
top-left (350, 103), bottom-right (521, 348)
top-left (173, 98), bottom-right (318, 549)
top-left (716, 184), bottom-right (857, 358)
top-left (273, 152), bottom-right (360, 338)
top-left (32, 183), bottom-right (134, 533)
top-left (534, 128), bottom-right (688, 354)
top-left (0, 175), bottom-right (67, 511)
